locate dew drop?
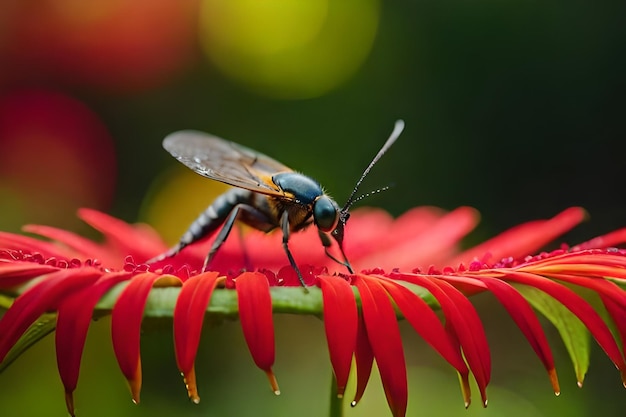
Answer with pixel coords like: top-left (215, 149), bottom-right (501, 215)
top-left (274, 389), bottom-right (281, 396)
top-left (350, 400), bottom-right (357, 407)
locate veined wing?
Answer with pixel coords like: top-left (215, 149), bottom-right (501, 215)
top-left (163, 130), bottom-right (292, 196)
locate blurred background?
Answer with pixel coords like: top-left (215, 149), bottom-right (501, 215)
top-left (1, 0), bottom-right (625, 416)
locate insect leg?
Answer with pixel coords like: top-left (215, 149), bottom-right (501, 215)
top-left (280, 211), bottom-right (307, 288)
top-left (318, 231), bottom-right (354, 273)
top-left (203, 204), bottom-right (273, 271)
top-left (237, 224), bottom-right (253, 272)
top-left (147, 188), bottom-right (253, 264)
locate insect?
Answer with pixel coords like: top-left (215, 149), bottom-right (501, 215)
top-left (150, 120), bottom-right (405, 287)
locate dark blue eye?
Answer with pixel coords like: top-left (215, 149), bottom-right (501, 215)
top-left (314, 196), bottom-right (339, 232)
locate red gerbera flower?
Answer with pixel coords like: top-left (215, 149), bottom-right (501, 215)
top-left (1, 206), bottom-right (626, 417)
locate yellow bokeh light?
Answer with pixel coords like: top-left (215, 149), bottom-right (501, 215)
top-left (199, 0), bottom-right (380, 99)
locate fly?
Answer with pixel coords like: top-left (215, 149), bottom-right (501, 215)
top-left (150, 120), bottom-right (405, 287)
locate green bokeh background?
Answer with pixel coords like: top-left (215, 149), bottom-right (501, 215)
top-left (1, 1), bottom-right (626, 416)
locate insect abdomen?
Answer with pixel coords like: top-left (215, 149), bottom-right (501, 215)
top-left (178, 187), bottom-right (254, 249)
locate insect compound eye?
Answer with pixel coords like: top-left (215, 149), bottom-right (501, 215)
top-left (313, 196), bottom-right (339, 232)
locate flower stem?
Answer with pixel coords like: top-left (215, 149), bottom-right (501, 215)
top-left (329, 373), bottom-right (344, 417)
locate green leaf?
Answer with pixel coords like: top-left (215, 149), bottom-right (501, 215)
top-left (0, 303), bottom-right (57, 374)
top-left (516, 285), bottom-right (590, 386)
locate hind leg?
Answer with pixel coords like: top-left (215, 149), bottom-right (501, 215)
top-left (202, 204), bottom-right (274, 272)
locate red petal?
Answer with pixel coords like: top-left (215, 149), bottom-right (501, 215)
top-left (359, 207), bottom-right (478, 271)
top-left (382, 275), bottom-right (478, 407)
top-left (572, 227), bottom-right (626, 250)
top-left (111, 272), bottom-right (178, 403)
top-left (476, 276), bottom-right (559, 394)
top-left (0, 268), bottom-right (102, 363)
top-left (319, 275), bottom-right (358, 397)
top-left (0, 262), bottom-right (60, 288)
top-left (504, 271), bottom-right (626, 385)
top-left (601, 295), bottom-right (626, 360)
top-left (235, 271), bottom-right (279, 394)
top-left (0, 231), bottom-right (76, 259)
top-left (56, 272), bottom-right (131, 416)
top-left (523, 253), bottom-right (626, 279)
top-left (352, 316), bottom-right (374, 407)
top-left (542, 271), bottom-right (626, 358)
top-left (454, 207), bottom-right (586, 265)
top-left (23, 224), bottom-right (112, 262)
top-left (78, 208), bottom-right (167, 262)
top-left (377, 278), bottom-right (471, 387)
top-left (393, 272), bottom-right (491, 407)
top-left (355, 275), bottom-right (407, 417)
top-left (173, 271), bottom-right (221, 403)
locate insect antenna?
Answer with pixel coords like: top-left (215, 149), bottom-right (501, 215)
top-left (342, 119), bottom-right (405, 214)
top-left (349, 185), bottom-right (393, 206)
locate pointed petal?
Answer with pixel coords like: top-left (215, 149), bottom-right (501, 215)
top-left (319, 275), bottom-right (358, 397)
top-left (23, 224), bottom-right (112, 262)
top-left (0, 231), bottom-right (76, 259)
top-left (351, 316), bottom-right (374, 407)
top-left (0, 268), bottom-right (101, 363)
top-left (516, 284), bottom-right (591, 386)
top-left (173, 271), bottom-right (221, 403)
top-left (78, 208), bottom-right (167, 262)
top-left (235, 272), bottom-right (279, 394)
top-left (504, 271), bottom-right (626, 386)
top-left (393, 272), bottom-right (491, 407)
top-left (572, 227), bottom-right (626, 250)
top-left (361, 207), bottom-right (479, 270)
top-left (377, 277), bottom-right (472, 397)
top-left (56, 272), bottom-right (131, 416)
top-left (544, 272), bottom-right (626, 360)
top-left (0, 261), bottom-right (60, 288)
top-left (601, 295), bottom-right (626, 361)
top-left (355, 275), bottom-right (407, 417)
top-left (454, 207), bottom-right (586, 265)
top-left (111, 272), bottom-right (179, 403)
top-left (437, 279), bottom-right (491, 407)
top-left (476, 276), bottom-right (559, 394)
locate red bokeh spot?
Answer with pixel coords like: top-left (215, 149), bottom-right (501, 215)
top-left (0, 89), bottom-right (116, 225)
top-left (0, 0), bottom-right (199, 93)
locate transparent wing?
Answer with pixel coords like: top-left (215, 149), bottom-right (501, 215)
top-left (163, 130), bottom-right (293, 196)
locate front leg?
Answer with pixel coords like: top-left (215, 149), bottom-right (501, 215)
top-left (318, 230), bottom-right (354, 273)
top-left (281, 211), bottom-right (307, 288)
top-left (203, 203), bottom-right (273, 271)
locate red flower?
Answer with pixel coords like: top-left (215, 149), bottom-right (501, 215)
top-left (1, 206), bottom-right (626, 417)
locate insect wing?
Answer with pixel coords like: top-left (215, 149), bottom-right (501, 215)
top-left (163, 130), bottom-right (293, 196)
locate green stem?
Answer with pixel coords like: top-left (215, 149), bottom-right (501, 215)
top-left (329, 373), bottom-right (344, 417)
